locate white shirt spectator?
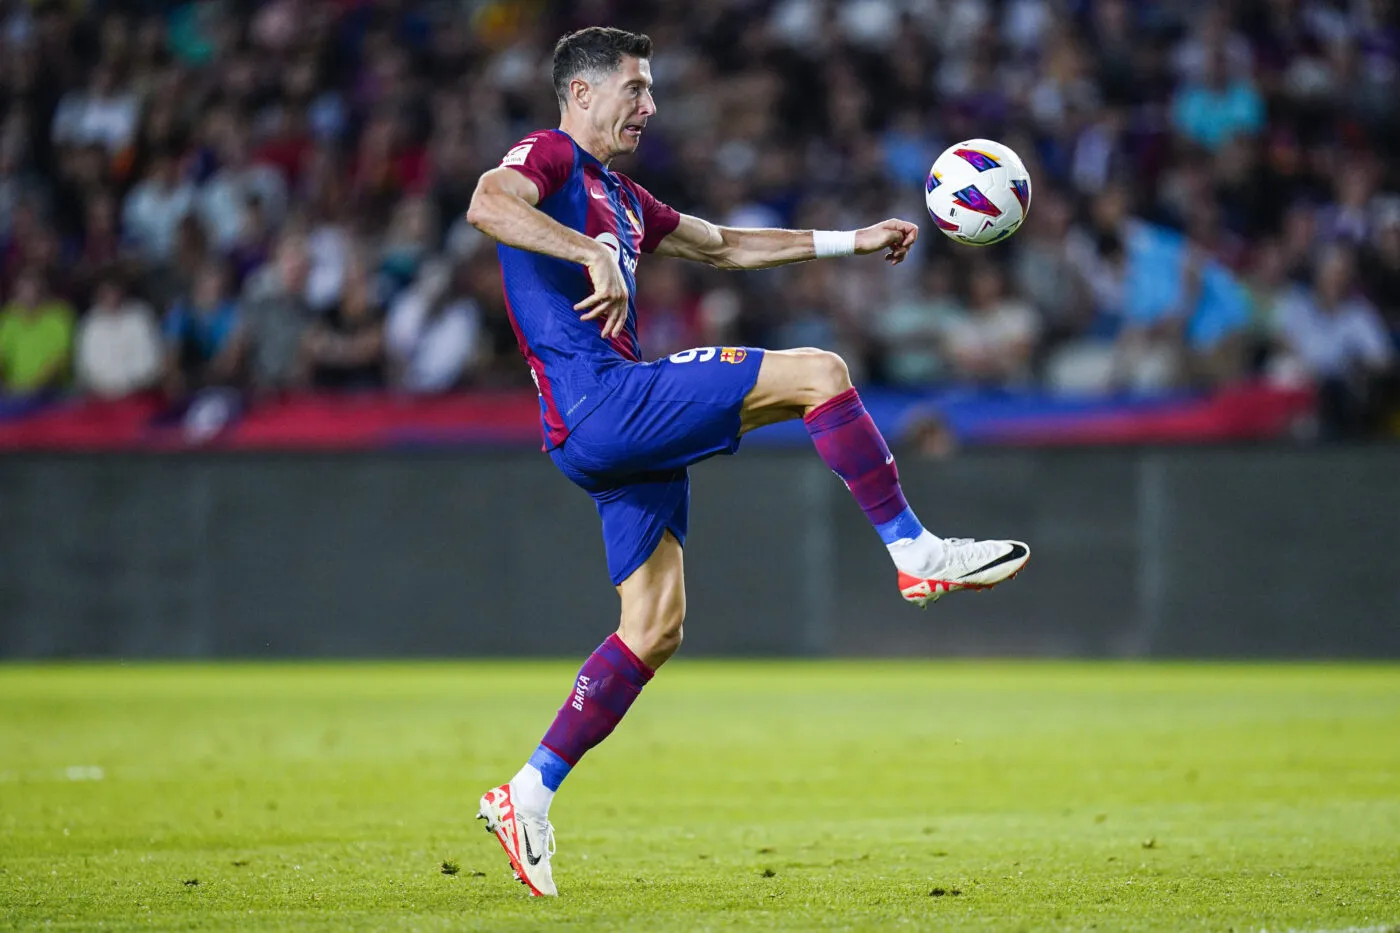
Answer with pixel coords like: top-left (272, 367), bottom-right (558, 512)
top-left (123, 177), bottom-right (196, 261)
top-left (75, 299), bottom-right (163, 398)
top-left (197, 163), bottom-right (287, 249)
top-left (945, 299), bottom-right (1041, 386)
top-left (386, 286), bottom-right (479, 393)
top-left (306, 222), bottom-right (352, 310)
top-left (51, 89), bottom-right (139, 153)
top-left (1276, 288), bottom-right (1394, 380)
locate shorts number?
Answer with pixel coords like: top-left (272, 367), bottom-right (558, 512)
top-left (668, 347), bottom-right (717, 364)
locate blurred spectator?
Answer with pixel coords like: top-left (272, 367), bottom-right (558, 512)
top-left (386, 260), bottom-right (479, 393)
top-left (1117, 222), bottom-right (1249, 392)
top-left (74, 189), bottom-right (126, 298)
top-left (902, 407), bottom-right (959, 460)
top-left (0, 268), bottom-right (73, 396)
top-left (51, 63), bottom-right (139, 154)
top-left (164, 261), bottom-right (243, 399)
top-left (1274, 247), bottom-right (1394, 438)
top-left (1244, 239), bottom-right (1293, 373)
top-left (1013, 190), bottom-right (1087, 341)
top-left (305, 255), bottom-right (385, 390)
top-left (228, 196), bottom-right (273, 286)
top-left (198, 132), bottom-right (287, 250)
top-left (242, 234), bottom-right (315, 394)
top-left (75, 274), bottom-right (161, 399)
top-left (1171, 47), bottom-right (1265, 151)
top-left (465, 245), bottom-right (532, 389)
top-left (379, 195), bottom-right (438, 297)
top-left (944, 260), bottom-right (1040, 389)
top-left (123, 152), bottom-right (196, 263)
top-left (874, 257), bottom-right (961, 387)
top-left (1360, 204), bottom-right (1400, 336)
top-left (635, 260), bottom-right (700, 361)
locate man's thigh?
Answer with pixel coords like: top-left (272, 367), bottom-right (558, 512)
top-left (737, 347), bottom-right (841, 434)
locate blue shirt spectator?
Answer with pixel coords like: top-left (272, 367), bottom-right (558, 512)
top-left (1124, 223), bottom-right (1249, 349)
top-left (1172, 55), bottom-right (1264, 151)
top-left (165, 264), bottom-right (241, 365)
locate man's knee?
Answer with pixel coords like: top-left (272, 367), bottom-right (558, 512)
top-left (797, 348), bottom-right (852, 405)
top-left (623, 595), bottom-right (685, 668)
top-left (812, 344), bottom-right (851, 395)
top-left (645, 603), bottom-right (685, 663)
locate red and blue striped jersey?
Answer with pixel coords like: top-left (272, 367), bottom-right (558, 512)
top-left (496, 129), bottom-right (681, 449)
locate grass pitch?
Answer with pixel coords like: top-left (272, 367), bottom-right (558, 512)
top-left (1, 662), bottom-right (1397, 932)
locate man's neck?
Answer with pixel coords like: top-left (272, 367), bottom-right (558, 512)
top-left (558, 122), bottom-right (611, 166)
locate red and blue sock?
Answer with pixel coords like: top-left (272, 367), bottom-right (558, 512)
top-left (804, 387), bottom-right (925, 545)
top-left (512, 633), bottom-right (653, 814)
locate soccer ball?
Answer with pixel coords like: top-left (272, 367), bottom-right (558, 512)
top-left (924, 139), bottom-right (1032, 246)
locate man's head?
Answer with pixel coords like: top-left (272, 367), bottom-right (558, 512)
top-left (93, 274), bottom-right (125, 312)
top-left (11, 268), bottom-right (44, 310)
top-left (1315, 245), bottom-right (1355, 308)
top-left (274, 234), bottom-right (310, 290)
top-left (552, 27), bottom-right (655, 160)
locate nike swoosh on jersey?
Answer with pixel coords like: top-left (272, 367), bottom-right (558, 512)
top-left (959, 543), bottom-right (1028, 579)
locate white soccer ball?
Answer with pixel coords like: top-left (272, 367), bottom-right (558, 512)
top-left (924, 139), bottom-right (1032, 246)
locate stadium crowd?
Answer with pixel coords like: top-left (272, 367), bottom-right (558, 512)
top-left (0, 0), bottom-right (1397, 439)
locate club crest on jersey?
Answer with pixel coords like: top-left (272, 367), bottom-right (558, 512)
top-left (720, 347), bottom-right (747, 364)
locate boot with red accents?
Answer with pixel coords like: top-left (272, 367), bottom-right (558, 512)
top-left (476, 783), bottom-right (557, 896)
top-left (896, 537), bottom-right (1030, 607)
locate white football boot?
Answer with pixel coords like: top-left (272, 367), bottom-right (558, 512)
top-left (476, 783), bottom-right (557, 896)
top-left (898, 537), bottom-right (1030, 607)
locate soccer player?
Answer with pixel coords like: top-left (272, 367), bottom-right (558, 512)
top-left (466, 27), bottom-right (1029, 896)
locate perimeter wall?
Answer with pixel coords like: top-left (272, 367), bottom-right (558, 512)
top-left (2, 447), bottom-right (1397, 659)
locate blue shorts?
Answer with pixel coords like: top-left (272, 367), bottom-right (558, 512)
top-left (549, 347), bottom-right (765, 585)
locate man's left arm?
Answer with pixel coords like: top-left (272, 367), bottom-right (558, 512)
top-left (653, 214), bottom-right (919, 270)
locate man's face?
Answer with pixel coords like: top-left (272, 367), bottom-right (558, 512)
top-left (586, 56), bottom-right (655, 157)
top-left (277, 243), bottom-right (310, 288)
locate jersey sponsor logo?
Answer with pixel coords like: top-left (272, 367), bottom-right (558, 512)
top-left (500, 141), bottom-right (534, 166)
top-left (720, 347), bottom-right (747, 364)
top-left (594, 232), bottom-right (637, 274)
top-left (589, 185), bottom-right (608, 200)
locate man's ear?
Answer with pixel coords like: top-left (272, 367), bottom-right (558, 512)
top-left (570, 77), bottom-right (591, 111)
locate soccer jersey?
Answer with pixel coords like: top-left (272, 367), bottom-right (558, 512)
top-left (496, 129), bottom-right (681, 448)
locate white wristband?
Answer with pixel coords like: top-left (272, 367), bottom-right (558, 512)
top-left (813, 230), bottom-right (856, 258)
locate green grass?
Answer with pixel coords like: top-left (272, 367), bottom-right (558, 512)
top-left (1, 662), bottom-right (1398, 932)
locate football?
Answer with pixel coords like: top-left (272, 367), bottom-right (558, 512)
top-left (924, 139), bottom-right (1032, 246)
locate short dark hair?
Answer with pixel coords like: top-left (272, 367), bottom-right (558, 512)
top-left (551, 27), bottom-right (652, 109)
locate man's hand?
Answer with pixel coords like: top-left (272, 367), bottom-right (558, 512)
top-left (574, 243), bottom-right (630, 339)
top-left (855, 219), bottom-right (920, 265)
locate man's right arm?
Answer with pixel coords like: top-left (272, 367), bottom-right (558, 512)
top-left (465, 168), bottom-right (630, 339)
top-left (466, 168), bottom-right (600, 267)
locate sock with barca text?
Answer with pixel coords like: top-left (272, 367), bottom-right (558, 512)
top-left (511, 633), bottom-right (653, 816)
